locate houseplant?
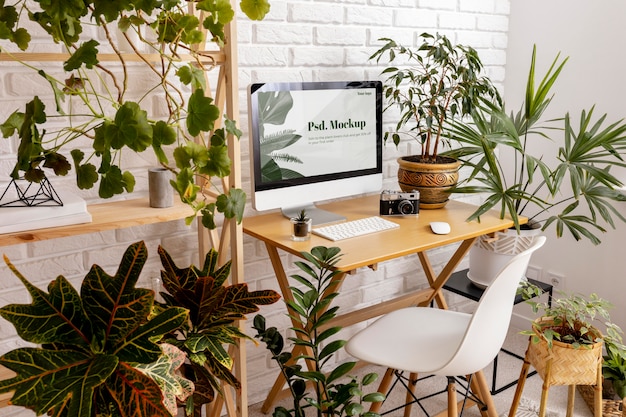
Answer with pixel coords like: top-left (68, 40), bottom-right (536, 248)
top-left (371, 32), bottom-right (499, 208)
top-left (157, 245), bottom-right (281, 416)
top-left (0, 241), bottom-right (190, 417)
top-left (510, 286), bottom-right (626, 417)
top-left (444, 46), bottom-right (626, 286)
top-left (290, 209), bottom-right (312, 241)
top-left (0, 0), bottom-right (271, 229)
top-left (446, 45), bottom-right (626, 243)
top-left (253, 246), bottom-right (385, 417)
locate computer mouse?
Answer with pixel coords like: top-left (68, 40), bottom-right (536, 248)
top-left (430, 221), bottom-right (451, 235)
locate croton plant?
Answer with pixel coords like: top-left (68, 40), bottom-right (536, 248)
top-left (0, 241), bottom-right (280, 417)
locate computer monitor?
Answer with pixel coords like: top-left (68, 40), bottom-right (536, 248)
top-left (248, 80), bottom-right (383, 225)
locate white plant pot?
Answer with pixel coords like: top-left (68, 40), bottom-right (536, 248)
top-left (467, 224), bottom-right (543, 288)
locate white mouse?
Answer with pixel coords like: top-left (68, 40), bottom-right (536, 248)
top-left (430, 221), bottom-right (451, 235)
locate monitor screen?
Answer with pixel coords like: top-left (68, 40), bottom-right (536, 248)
top-left (248, 80), bottom-right (383, 224)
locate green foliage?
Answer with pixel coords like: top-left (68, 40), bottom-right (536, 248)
top-left (157, 245), bottom-right (281, 415)
top-left (0, 0), bottom-right (267, 229)
top-left (0, 241), bottom-right (190, 417)
top-left (519, 283), bottom-right (625, 352)
top-left (446, 46), bottom-right (626, 244)
top-left (294, 209), bottom-right (309, 222)
top-left (371, 32), bottom-right (499, 161)
top-left (603, 339), bottom-right (626, 399)
top-left (253, 246), bottom-right (384, 417)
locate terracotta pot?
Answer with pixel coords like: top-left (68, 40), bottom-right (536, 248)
top-left (396, 155), bottom-right (460, 209)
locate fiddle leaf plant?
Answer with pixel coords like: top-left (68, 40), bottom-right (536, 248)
top-left (0, 241), bottom-right (190, 417)
top-left (157, 245), bottom-right (281, 415)
top-left (0, 0), bottom-right (269, 229)
top-left (253, 246), bottom-right (385, 417)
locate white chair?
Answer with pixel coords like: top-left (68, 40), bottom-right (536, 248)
top-left (346, 236), bottom-right (547, 417)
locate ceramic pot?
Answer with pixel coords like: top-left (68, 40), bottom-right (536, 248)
top-left (467, 222), bottom-right (543, 288)
top-left (396, 156), bottom-right (460, 209)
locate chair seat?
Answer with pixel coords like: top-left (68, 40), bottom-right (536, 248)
top-left (346, 307), bottom-right (471, 374)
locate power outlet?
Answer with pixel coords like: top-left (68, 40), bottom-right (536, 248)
top-left (547, 272), bottom-right (566, 291)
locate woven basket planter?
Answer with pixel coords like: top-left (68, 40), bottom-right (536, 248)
top-left (578, 384), bottom-right (625, 417)
top-left (527, 318), bottom-right (603, 386)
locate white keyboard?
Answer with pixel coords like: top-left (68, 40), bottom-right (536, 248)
top-left (312, 216), bottom-right (399, 241)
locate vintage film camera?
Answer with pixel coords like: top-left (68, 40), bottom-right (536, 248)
top-left (379, 190), bottom-right (420, 216)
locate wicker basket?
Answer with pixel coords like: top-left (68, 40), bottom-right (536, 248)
top-left (527, 318), bottom-right (603, 386)
top-left (578, 385), bottom-right (625, 417)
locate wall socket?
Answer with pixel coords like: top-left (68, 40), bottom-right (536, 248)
top-left (547, 272), bottom-right (566, 291)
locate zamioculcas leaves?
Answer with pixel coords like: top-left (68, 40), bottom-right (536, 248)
top-left (0, 241), bottom-right (189, 417)
top-left (157, 246), bottom-right (280, 414)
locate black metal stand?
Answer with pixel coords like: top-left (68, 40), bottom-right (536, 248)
top-left (443, 269), bottom-right (553, 395)
top-left (0, 177), bottom-right (63, 207)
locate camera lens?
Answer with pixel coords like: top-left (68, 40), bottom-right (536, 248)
top-left (398, 200), bottom-right (414, 215)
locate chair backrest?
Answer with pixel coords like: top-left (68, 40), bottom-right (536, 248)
top-left (438, 236), bottom-right (547, 376)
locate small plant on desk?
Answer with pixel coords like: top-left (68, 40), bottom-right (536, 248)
top-left (291, 209), bottom-right (312, 241)
top-left (253, 246), bottom-right (385, 417)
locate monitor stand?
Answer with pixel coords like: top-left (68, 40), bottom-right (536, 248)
top-left (281, 203), bottom-right (346, 226)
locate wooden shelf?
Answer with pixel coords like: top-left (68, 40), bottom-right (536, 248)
top-left (0, 198), bottom-right (193, 247)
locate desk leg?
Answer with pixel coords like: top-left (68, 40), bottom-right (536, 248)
top-left (418, 237), bottom-right (476, 308)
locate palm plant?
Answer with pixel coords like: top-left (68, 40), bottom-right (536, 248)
top-left (445, 46), bottom-right (626, 244)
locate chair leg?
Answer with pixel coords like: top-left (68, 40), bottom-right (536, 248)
top-left (370, 367), bottom-right (394, 413)
top-left (474, 371), bottom-right (497, 417)
top-left (403, 372), bottom-right (418, 417)
top-left (447, 376), bottom-right (458, 417)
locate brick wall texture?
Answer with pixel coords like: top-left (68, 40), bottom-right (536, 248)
top-left (0, 1), bottom-right (510, 415)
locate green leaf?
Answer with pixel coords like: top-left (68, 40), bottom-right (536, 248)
top-left (152, 121), bottom-right (177, 164)
top-left (0, 261), bottom-right (90, 346)
top-left (215, 188), bottom-right (245, 222)
top-left (187, 89), bottom-right (219, 136)
top-left (112, 101), bottom-right (153, 152)
top-left (64, 39), bottom-right (99, 71)
top-left (240, 0), bottom-right (271, 20)
top-left (1, 111), bottom-right (24, 138)
top-left (98, 165), bottom-right (126, 198)
top-left (176, 64), bottom-right (207, 90)
top-left (0, 349), bottom-right (117, 416)
top-left (202, 142), bottom-right (231, 177)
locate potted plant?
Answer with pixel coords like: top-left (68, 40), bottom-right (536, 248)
top-left (0, 241), bottom-right (191, 417)
top-left (0, 0), bottom-right (271, 229)
top-left (253, 246), bottom-right (385, 417)
top-left (510, 287), bottom-right (626, 417)
top-left (445, 46), bottom-right (626, 286)
top-left (156, 245), bottom-right (281, 416)
top-left (371, 32), bottom-right (499, 208)
top-left (290, 209), bottom-right (312, 241)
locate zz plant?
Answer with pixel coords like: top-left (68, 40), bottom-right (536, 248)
top-left (157, 245), bottom-right (281, 415)
top-left (253, 246), bottom-right (384, 417)
top-left (0, 241), bottom-right (190, 417)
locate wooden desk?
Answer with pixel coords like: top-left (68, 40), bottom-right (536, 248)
top-left (243, 195), bottom-right (519, 417)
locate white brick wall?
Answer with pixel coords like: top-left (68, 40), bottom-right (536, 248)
top-left (0, 1), bottom-right (510, 415)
